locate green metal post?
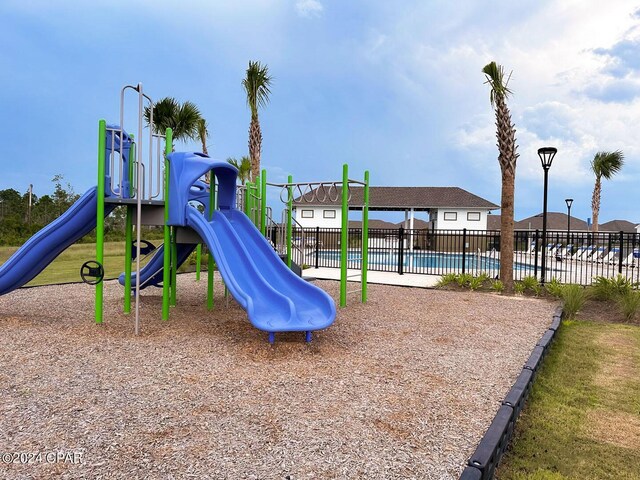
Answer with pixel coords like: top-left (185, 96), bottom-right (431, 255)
top-left (244, 182), bottom-right (251, 216)
top-left (361, 170), bottom-right (369, 303)
top-left (95, 120), bottom-right (107, 324)
top-left (287, 175), bottom-right (293, 268)
top-left (171, 227), bottom-right (177, 306)
top-left (251, 177), bottom-right (261, 226)
top-left (340, 164), bottom-right (349, 307)
top-left (195, 244), bottom-right (201, 281)
top-left (207, 176), bottom-right (216, 310)
top-left (261, 169), bottom-right (267, 236)
top-left (162, 128), bottom-right (173, 320)
top-left (123, 137), bottom-right (135, 314)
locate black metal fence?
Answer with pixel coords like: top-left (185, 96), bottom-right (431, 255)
top-left (294, 227), bottom-right (640, 286)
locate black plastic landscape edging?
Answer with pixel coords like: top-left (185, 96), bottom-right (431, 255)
top-left (460, 305), bottom-right (564, 480)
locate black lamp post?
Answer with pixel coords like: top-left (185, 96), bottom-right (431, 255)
top-left (538, 147), bottom-right (557, 284)
top-left (565, 198), bottom-right (573, 247)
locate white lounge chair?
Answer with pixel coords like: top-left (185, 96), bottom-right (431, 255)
top-left (591, 246), bottom-right (606, 261)
top-left (571, 246), bottom-right (588, 260)
top-left (601, 247), bottom-right (620, 264)
top-left (560, 244), bottom-right (574, 257)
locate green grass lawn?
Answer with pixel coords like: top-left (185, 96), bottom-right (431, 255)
top-left (496, 319), bottom-right (640, 479)
top-left (0, 242), bottom-right (205, 286)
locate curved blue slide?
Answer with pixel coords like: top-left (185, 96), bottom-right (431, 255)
top-left (0, 187), bottom-right (115, 295)
top-left (186, 206), bottom-right (336, 333)
top-left (117, 243), bottom-right (196, 289)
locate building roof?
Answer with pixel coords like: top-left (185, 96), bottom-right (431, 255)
top-left (396, 219), bottom-right (430, 229)
top-left (598, 220), bottom-right (638, 232)
top-left (348, 219), bottom-right (398, 229)
top-left (487, 214), bottom-right (501, 230)
top-left (293, 186), bottom-right (498, 211)
top-left (515, 213), bottom-right (589, 231)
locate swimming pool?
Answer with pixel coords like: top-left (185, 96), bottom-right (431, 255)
top-left (314, 250), bottom-right (537, 273)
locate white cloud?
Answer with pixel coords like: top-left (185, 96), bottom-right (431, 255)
top-left (295, 0), bottom-right (323, 18)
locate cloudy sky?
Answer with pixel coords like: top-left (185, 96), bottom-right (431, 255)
top-left (1, 0), bottom-right (639, 224)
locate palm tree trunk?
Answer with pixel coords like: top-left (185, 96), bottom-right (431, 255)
top-left (500, 169), bottom-right (515, 292)
top-left (249, 115), bottom-right (262, 181)
top-left (591, 176), bottom-right (601, 233)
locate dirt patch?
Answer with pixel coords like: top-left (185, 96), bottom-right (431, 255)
top-left (593, 329), bottom-right (638, 389)
top-left (586, 409), bottom-right (640, 450)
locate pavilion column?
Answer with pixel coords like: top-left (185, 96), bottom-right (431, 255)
top-left (409, 208), bottom-right (415, 252)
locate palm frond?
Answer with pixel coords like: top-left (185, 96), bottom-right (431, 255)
top-left (591, 150), bottom-right (624, 179)
top-left (482, 61), bottom-right (513, 106)
top-left (242, 60), bottom-right (273, 116)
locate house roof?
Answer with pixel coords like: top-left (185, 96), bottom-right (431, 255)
top-left (515, 213), bottom-right (589, 231)
top-left (293, 186), bottom-right (498, 211)
top-left (598, 220), bottom-right (638, 232)
top-left (396, 219), bottom-right (430, 229)
top-left (487, 214), bottom-right (501, 230)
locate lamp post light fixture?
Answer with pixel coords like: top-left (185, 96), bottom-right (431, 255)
top-left (538, 147), bottom-right (557, 285)
top-left (565, 198), bottom-right (573, 247)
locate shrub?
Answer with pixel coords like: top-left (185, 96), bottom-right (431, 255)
top-left (618, 291), bottom-right (640, 321)
top-left (456, 273), bottom-right (473, 288)
top-left (545, 278), bottom-right (564, 298)
top-left (490, 280), bottom-right (504, 293)
top-left (521, 275), bottom-right (540, 293)
top-left (561, 284), bottom-right (590, 320)
top-left (591, 275), bottom-right (633, 301)
top-left (436, 273), bottom-right (458, 288)
top-left (514, 282), bottom-right (525, 295)
top-left (469, 276), bottom-right (485, 291)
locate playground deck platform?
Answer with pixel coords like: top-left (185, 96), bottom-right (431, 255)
top-left (0, 273), bottom-right (556, 479)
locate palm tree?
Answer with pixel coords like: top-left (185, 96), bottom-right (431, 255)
top-left (483, 61), bottom-right (519, 293)
top-left (144, 97), bottom-right (202, 149)
top-left (242, 61), bottom-right (272, 181)
top-left (591, 150), bottom-right (624, 232)
top-left (196, 118), bottom-right (209, 156)
top-left (227, 156), bottom-right (252, 185)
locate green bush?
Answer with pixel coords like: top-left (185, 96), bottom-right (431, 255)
top-left (521, 275), bottom-right (540, 293)
top-left (545, 278), bottom-right (564, 298)
top-left (468, 276), bottom-right (485, 291)
top-left (591, 275), bottom-right (633, 301)
top-left (618, 291), bottom-right (640, 321)
top-left (490, 280), bottom-right (504, 293)
top-left (514, 282), bottom-right (525, 295)
top-left (456, 273), bottom-right (473, 288)
top-left (562, 284), bottom-right (590, 320)
top-left (436, 273), bottom-right (458, 288)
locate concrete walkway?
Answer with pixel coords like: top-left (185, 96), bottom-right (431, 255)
top-left (302, 267), bottom-right (441, 288)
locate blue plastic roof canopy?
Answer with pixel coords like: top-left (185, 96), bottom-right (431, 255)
top-left (167, 152), bottom-right (238, 226)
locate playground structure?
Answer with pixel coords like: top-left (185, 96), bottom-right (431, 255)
top-left (0, 84), bottom-right (370, 342)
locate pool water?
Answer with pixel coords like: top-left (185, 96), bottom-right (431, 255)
top-left (316, 250), bottom-right (536, 272)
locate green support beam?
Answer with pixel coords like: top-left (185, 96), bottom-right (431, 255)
top-left (260, 169), bottom-right (267, 236)
top-left (162, 128), bottom-right (173, 320)
top-left (340, 164), bottom-right (348, 307)
top-left (95, 120), bottom-right (106, 324)
top-left (361, 170), bottom-right (369, 303)
top-left (287, 174), bottom-right (293, 269)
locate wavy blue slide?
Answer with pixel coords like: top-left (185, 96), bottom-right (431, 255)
top-left (117, 243), bottom-right (196, 289)
top-left (0, 187), bottom-right (115, 295)
top-left (186, 206), bottom-right (336, 333)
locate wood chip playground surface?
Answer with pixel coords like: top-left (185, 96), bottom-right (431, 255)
top-left (0, 274), bottom-right (556, 479)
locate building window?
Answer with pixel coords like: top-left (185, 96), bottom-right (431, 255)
top-left (323, 209), bottom-right (336, 219)
top-left (301, 210), bottom-right (314, 218)
top-left (443, 212), bottom-right (457, 221)
top-left (467, 212), bottom-right (481, 221)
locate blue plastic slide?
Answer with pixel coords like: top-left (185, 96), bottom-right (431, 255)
top-left (117, 243), bottom-right (196, 289)
top-left (0, 187), bottom-right (115, 295)
top-left (186, 206), bottom-right (336, 333)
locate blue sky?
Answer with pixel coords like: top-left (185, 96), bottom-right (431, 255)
top-left (1, 0), bottom-right (639, 224)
